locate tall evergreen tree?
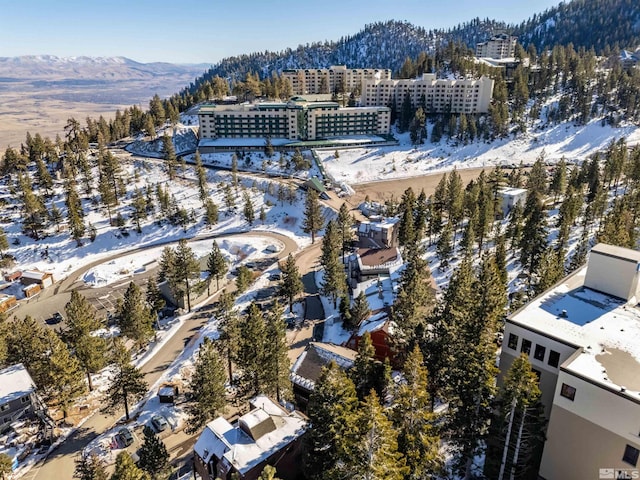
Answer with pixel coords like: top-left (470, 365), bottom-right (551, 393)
top-left (350, 331), bottom-right (378, 401)
top-left (195, 151), bottom-right (208, 203)
top-left (174, 239), bottom-right (201, 312)
top-left (65, 290), bottom-right (108, 391)
top-left (206, 240), bottom-right (228, 295)
top-left (243, 191), bottom-right (255, 225)
top-left (215, 291), bottom-right (240, 383)
top-left (138, 427), bottom-right (169, 479)
top-left (186, 338), bottom-right (227, 434)
top-left (349, 290), bottom-right (371, 331)
top-left (46, 328), bottom-right (86, 417)
top-left (392, 346), bottom-right (442, 479)
top-left (104, 339), bottom-right (148, 421)
top-left (263, 302), bottom-right (290, 402)
top-left (237, 303), bottom-right (267, 398)
top-left (302, 188), bottom-right (323, 244)
top-left (162, 133), bottom-right (177, 181)
top-left (279, 254), bottom-right (303, 313)
top-left (320, 220), bottom-right (347, 307)
top-left (337, 202), bottom-right (354, 260)
top-left (303, 362), bottom-right (359, 479)
top-left (118, 282), bottom-right (155, 349)
top-left (111, 451), bottom-right (150, 480)
top-left (74, 453), bottom-right (108, 480)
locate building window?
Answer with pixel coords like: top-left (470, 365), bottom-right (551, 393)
top-left (623, 445), bottom-right (640, 466)
top-left (21, 396), bottom-right (30, 404)
top-left (548, 350), bottom-right (560, 368)
top-left (560, 383), bottom-right (576, 401)
top-left (521, 339), bottom-right (532, 355)
top-left (534, 344), bottom-right (546, 361)
top-left (507, 333), bottom-right (518, 350)
top-left (0, 404), bottom-right (8, 412)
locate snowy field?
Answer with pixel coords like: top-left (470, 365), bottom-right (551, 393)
top-left (318, 120), bottom-right (640, 185)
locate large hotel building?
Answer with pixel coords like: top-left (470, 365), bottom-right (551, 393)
top-left (360, 73), bottom-right (495, 114)
top-left (500, 243), bottom-right (640, 479)
top-left (197, 100), bottom-right (390, 145)
top-left (281, 65), bottom-right (392, 95)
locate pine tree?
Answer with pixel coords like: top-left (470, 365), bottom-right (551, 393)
top-left (111, 451), bottom-right (150, 480)
top-left (162, 133), bottom-right (177, 181)
top-left (174, 239), bottom-right (201, 312)
top-left (519, 194), bottom-right (548, 280)
top-left (231, 154), bottom-right (239, 188)
top-left (45, 329), bottom-right (86, 417)
top-left (349, 291), bottom-right (371, 330)
top-left (436, 221), bottom-right (453, 270)
top-left (215, 291), bottom-right (240, 383)
top-left (65, 290), bottom-right (108, 391)
top-left (237, 303), bottom-right (267, 398)
top-left (320, 220), bottom-right (347, 307)
top-left (350, 331), bottom-right (378, 401)
top-left (337, 202), bottom-right (354, 260)
top-left (279, 254), bottom-right (303, 313)
top-left (204, 198), bottom-right (219, 227)
top-left (302, 188), bottom-right (323, 244)
top-left (195, 151), bottom-right (208, 203)
top-left (118, 282), bottom-right (155, 349)
top-left (131, 188), bottom-right (147, 234)
top-left (260, 205), bottom-right (266, 223)
top-left (336, 390), bottom-right (408, 480)
top-left (66, 179), bottom-right (85, 247)
top-left (243, 191), bottom-right (255, 225)
top-left (486, 354), bottom-right (546, 480)
top-left (74, 453), bottom-right (108, 480)
top-left (263, 302), bottom-right (291, 402)
top-left (258, 466), bottom-right (280, 480)
top-left (549, 158), bottom-right (567, 202)
top-left (0, 228), bottom-right (8, 257)
top-left (186, 338), bottom-right (227, 433)
top-left (392, 346), bottom-right (442, 479)
top-left (137, 426), bottom-right (169, 479)
top-left (4, 316), bottom-right (50, 389)
top-left (235, 265), bottom-right (253, 293)
top-left (0, 453), bottom-right (10, 480)
top-left (104, 339), bottom-right (148, 421)
top-left (206, 241), bottom-right (228, 295)
top-left (303, 362), bottom-right (359, 479)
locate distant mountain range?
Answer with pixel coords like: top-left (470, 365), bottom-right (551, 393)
top-left (0, 55), bottom-right (210, 82)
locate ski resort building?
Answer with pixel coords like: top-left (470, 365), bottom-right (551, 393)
top-left (193, 395), bottom-right (307, 480)
top-left (499, 243), bottom-right (640, 479)
top-left (360, 74), bottom-right (495, 114)
top-left (281, 65), bottom-right (392, 95)
top-left (197, 100), bottom-right (391, 151)
top-left (476, 33), bottom-right (518, 59)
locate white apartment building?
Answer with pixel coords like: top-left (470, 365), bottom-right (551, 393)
top-left (198, 100), bottom-right (390, 143)
top-left (281, 65), bottom-right (392, 95)
top-left (476, 34), bottom-right (518, 59)
top-left (500, 244), bottom-right (640, 479)
top-left (361, 74), bottom-right (495, 114)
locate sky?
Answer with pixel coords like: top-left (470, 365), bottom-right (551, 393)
top-left (0, 0), bottom-right (563, 64)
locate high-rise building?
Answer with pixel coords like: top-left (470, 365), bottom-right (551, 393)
top-left (361, 74), bottom-right (494, 114)
top-left (281, 65), bottom-right (392, 95)
top-left (476, 33), bottom-right (518, 59)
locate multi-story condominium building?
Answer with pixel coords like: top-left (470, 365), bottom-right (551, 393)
top-left (500, 243), bottom-right (640, 479)
top-left (281, 65), bottom-right (392, 95)
top-left (361, 74), bottom-right (494, 114)
top-left (476, 33), bottom-right (518, 59)
top-left (198, 100), bottom-right (390, 143)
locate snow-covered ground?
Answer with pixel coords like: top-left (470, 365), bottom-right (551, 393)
top-left (318, 120), bottom-right (640, 185)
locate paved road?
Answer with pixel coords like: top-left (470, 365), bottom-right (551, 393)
top-left (28, 231), bottom-right (298, 480)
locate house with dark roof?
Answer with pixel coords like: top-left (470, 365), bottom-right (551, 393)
top-left (193, 395), bottom-right (307, 480)
top-left (290, 342), bottom-right (358, 409)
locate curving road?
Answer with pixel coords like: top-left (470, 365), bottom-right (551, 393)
top-left (25, 230), bottom-right (298, 480)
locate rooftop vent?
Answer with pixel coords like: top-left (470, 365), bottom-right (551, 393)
top-left (559, 310), bottom-right (568, 318)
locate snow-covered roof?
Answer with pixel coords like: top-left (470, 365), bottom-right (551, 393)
top-left (509, 250), bottom-right (640, 397)
top-left (194, 396), bottom-right (307, 475)
top-left (0, 364), bottom-right (36, 405)
top-left (357, 311), bottom-right (394, 336)
top-left (498, 186), bottom-right (528, 197)
top-left (20, 270), bottom-right (50, 280)
top-left (352, 274), bottom-right (396, 312)
top-left (290, 342), bottom-right (357, 390)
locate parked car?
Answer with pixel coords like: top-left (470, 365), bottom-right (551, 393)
top-left (118, 427), bottom-right (134, 447)
top-left (47, 312), bottom-right (63, 325)
top-left (150, 414), bottom-right (169, 432)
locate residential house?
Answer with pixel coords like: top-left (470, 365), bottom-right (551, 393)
top-left (499, 244), bottom-right (640, 478)
top-left (193, 395), bottom-right (307, 480)
top-left (350, 247), bottom-right (403, 284)
top-left (290, 342), bottom-right (357, 409)
top-left (0, 294), bottom-right (17, 313)
top-left (0, 364), bottom-right (38, 433)
top-left (19, 270), bottom-right (54, 289)
top-left (356, 218), bottom-right (399, 249)
top-left (346, 312), bottom-right (396, 364)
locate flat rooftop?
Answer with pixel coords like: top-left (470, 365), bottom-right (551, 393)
top-left (510, 266), bottom-right (640, 396)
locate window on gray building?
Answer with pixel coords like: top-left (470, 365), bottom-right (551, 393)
top-left (507, 333), bottom-right (518, 350)
top-left (623, 445), bottom-right (639, 466)
top-left (560, 383), bottom-right (576, 401)
top-left (521, 339), bottom-right (532, 355)
top-left (548, 350), bottom-right (560, 368)
top-left (534, 344), bottom-right (546, 361)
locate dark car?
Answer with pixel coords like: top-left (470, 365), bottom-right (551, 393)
top-left (47, 312), bottom-right (63, 325)
top-left (118, 427), bottom-right (134, 447)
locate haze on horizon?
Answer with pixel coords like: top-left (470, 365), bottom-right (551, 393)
top-left (2, 0), bottom-right (562, 65)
